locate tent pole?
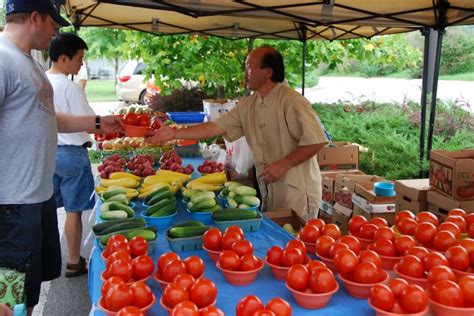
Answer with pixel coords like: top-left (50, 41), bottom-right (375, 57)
top-left (426, 30), bottom-right (445, 163)
top-left (419, 27), bottom-right (431, 178)
top-left (302, 39), bottom-right (307, 96)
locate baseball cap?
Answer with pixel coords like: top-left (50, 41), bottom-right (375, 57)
top-left (6, 0), bottom-right (70, 27)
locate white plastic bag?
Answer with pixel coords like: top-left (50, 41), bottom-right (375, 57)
top-left (225, 137), bottom-right (254, 175)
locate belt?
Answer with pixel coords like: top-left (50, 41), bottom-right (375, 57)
top-left (58, 142), bottom-right (92, 148)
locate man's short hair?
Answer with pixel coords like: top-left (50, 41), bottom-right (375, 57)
top-left (49, 33), bottom-right (88, 62)
top-left (6, 12), bottom-right (48, 24)
top-left (259, 46), bottom-right (285, 83)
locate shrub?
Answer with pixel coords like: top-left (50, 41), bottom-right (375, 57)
top-left (440, 26), bottom-right (474, 75)
top-left (162, 87), bottom-right (209, 112)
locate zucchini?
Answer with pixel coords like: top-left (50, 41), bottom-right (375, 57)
top-left (105, 193), bottom-right (129, 204)
top-left (168, 225), bottom-right (211, 238)
top-left (234, 185), bottom-right (257, 197)
top-left (238, 204), bottom-right (251, 209)
top-left (190, 191), bottom-right (216, 204)
top-left (109, 202), bottom-right (135, 217)
top-left (97, 220), bottom-right (146, 236)
top-left (150, 204), bottom-right (176, 217)
top-left (235, 195), bottom-right (261, 207)
top-left (147, 189), bottom-right (173, 206)
top-left (92, 218), bottom-right (146, 235)
top-left (172, 220), bottom-right (205, 228)
top-left (227, 197), bottom-right (238, 208)
top-left (188, 198), bottom-right (216, 212)
top-left (99, 226), bottom-right (158, 246)
top-left (212, 209), bottom-right (260, 221)
top-left (144, 186), bottom-right (170, 204)
top-left (124, 229), bottom-right (156, 241)
top-left (224, 181), bottom-right (241, 188)
top-left (182, 189), bottom-right (205, 200)
top-left (190, 204), bottom-right (222, 213)
top-left (103, 187), bottom-right (127, 200)
top-left (100, 202), bottom-right (113, 213)
top-left (100, 210), bottom-right (128, 220)
top-left (228, 191), bottom-right (236, 198)
top-left (144, 197), bottom-right (176, 216)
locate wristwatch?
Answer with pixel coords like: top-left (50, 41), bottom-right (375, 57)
top-left (95, 115), bottom-right (101, 129)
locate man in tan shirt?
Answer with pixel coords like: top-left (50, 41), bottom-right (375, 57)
top-left (147, 46), bottom-right (328, 217)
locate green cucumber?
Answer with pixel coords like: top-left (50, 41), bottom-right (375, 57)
top-left (100, 202), bottom-right (113, 213)
top-left (188, 198), bottom-right (216, 212)
top-left (190, 191), bottom-right (216, 204)
top-left (103, 188), bottom-right (127, 200)
top-left (92, 218), bottom-right (146, 235)
top-left (234, 186), bottom-right (257, 197)
top-left (190, 204), bottom-right (222, 213)
top-left (238, 204), bottom-right (251, 209)
top-left (172, 220), bottom-right (205, 228)
top-left (105, 193), bottom-right (129, 204)
top-left (150, 204), bottom-right (176, 217)
top-left (144, 186), bottom-right (170, 204)
top-left (100, 210), bottom-right (128, 220)
top-left (99, 226), bottom-right (158, 246)
top-left (182, 189), bottom-right (205, 200)
top-left (235, 195), bottom-right (261, 207)
top-left (227, 197), bottom-right (238, 208)
top-left (147, 189), bottom-right (173, 206)
top-left (212, 209), bottom-right (260, 221)
top-left (168, 225), bottom-right (211, 238)
top-left (124, 229), bottom-right (156, 241)
top-left (109, 202), bottom-right (135, 217)
top-left (97, 220), bottom-right (146, 236)
top-left (144, 197), bottom-right (176, 216)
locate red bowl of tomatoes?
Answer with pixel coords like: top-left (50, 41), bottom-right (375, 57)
top-left (393, 264), bottom-right (429, 290)
top-left (297, 234), bottom-right (316, 254)
top-left (216, 258), bottom-right (264, 286)
top-left (429, 298), bottom-right (474, 316)
top-left (379, 254), bottom-right (402, 271)
top-left (202, 245), bottom-right (222, 262)
top-left (101, 270), bottom-right (151, 285)
top-left (159, 296), bottom-right (217, 313)
top-left (315, 252), bottom-right (337, 273)
top-left (451, 267), bottom-right (474, 279)
top-left (121, 123), bottom-right (151, 137)
top-left (98, 293), bottom-right (156, 316)
top-left (338, 270), bottom-right (389, 298)
top-left (265, 255), bottom-right (310, 280)
top-left (368, 299), bottom-right (429, 316)
top-left (153, 271), bottom-right (170, 290)
top-left (285, 282), bottom-right (339, 309)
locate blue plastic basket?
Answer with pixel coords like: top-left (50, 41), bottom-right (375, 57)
top-left (141, 210), bottom-right (177, 228)
top-left (213, 214), bottom-right (263, 233)
top-left (186, 208), bottom-right (213, 224)
top-left (217, 193), bottom-right (227, 207)
top-left (165, 231), bottom-right (204, 252)
top-left (166, 112), bottom-right (206, 124)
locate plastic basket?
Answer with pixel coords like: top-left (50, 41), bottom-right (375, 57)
top-left (186, 208), bottom-right (213, 225)
top-left (166, 112), bottom-right (206, 124)
top-left (141, 210), bottom-right (177, 228)
top-left (213, 214), bottom-right (263, 233)
top-left (165, 230), bottom-right (204, 252)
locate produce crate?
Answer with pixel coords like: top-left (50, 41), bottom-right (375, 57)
top-left (186, 208), bottom-right (213, 225)
top-left (213, 213), bottom-right (263, 233)
top-left (265, 208), bottom-right (306, 232)
top-left (166, 112), bottom-right (206, 124)
top-left (165, 232), bottom-right (204, 252)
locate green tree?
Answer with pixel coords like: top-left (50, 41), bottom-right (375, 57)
top-left (0, 2), bottom-right (6, 28)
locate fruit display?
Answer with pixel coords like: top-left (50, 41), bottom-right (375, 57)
top-left (369, 281), bottom-right (428, 314)
top-left (236, 295), bottom-right (292, 316)
top-left (98, 154), bottom-right (126, 179)
top-left (197, 159), bottom-right (224, 174)
top-left (160, 150), bottom-right (194, 174)
top-left (127, 154), bottom-right (156, 177)
top-left (101, 137), bottom-right (145, 151)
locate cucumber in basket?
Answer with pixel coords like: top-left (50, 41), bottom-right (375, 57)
top-left (212, 209), bottom-right (261, 221)
top-left (167, 220), bottom-right (210, 239)
top-left (92, 218), bottom-right (146, 236)
top-left (99, 226), bottom-right (158, 246)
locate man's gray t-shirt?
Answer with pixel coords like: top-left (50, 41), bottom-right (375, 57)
top-left (0, 36), bottom-right (57, 204)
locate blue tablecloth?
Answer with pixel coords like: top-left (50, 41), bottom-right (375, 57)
top-left (89, 157), bottom-right (372, 315)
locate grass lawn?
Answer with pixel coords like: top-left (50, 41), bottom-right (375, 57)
top-left (439, 72), bottom-right (474, 81)
top-left (318, 70), bottom-right (474, 81)
top-left (86, 79), bottom-right (118, 102)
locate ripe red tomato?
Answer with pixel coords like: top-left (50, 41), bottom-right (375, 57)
top-left (369, 284), bottom-right (394, 311)
top-left (232, 239), bottom-right (254, 257)
top-left (358, 250), bottom-right (382, 269)
top-left (253, 310), bottom-right (276, 316)
top-left (430, 280), bottom-right (465, 307)
top-left (328, 242), bottom-right (349, 259)
top-left (157, 252), bottom-right (180, 273)
top-left (183, 255), bottom-right (205, 278)
top-left (307, 218), bottom-right (326, 231)
top-left (445, 215), bottom-right (468, 233)
top-left (221, 231), bottom-right (243, 250)
top-left (358, 223), bottom-right (379, 240)
top-left (393, 235), bottom-right (416, 256)
top-left (308, 266), bottom-right (337, 293)
top-left (458, 275), bottom-right (474, 306)
top-left (373, 226), bottom-right (395, 242)
top-left (200, 305), bottom-right (225, 316)
top-left (459, 238), bottom-right (474, 255)
top-left (101, 276), bottom-right (125, 298)
top-left (137, 114), bottom-right (150, 126)
top-left (388, 278), bottom-right (408, 299)
top-left (416, 211), bottom-right (439, 226)
top-left (236, 295), bottom-right (264, 316)
top-left (203, 228), bottom-right (222, 251)
top-left (322, 223), bottom-right (342, 240)
top-left (131, 255), bottom-right (154, 280)
top-left (315, 235), bottom-right (336, 258)
top-left (281, 247), bottom-right (304, 267)
top-left (445, 245), bottom-right (470, 271)
top-left (449, 208), bottom-right (467, 218)
top-left (397, 218), bottom-right (418, 236)
top-left (265, 297), bottom-right (292, 316)
top-left (189, 278), bottom-right (217, 308)
top-left (432, 230), bottom-right (458, 251)
top-left (397, 255), bottom-right (424, 278)
top-left (439, 221), bottom-right (462, 238)
top-left (172, 273), bottom-right (195, 292)
top-left (305, 260), bottom-right (327, 272)
top-left (170, 301), bottom-right (199, 316)
top-left (163, 283), bottom-right (190, 309)
top-left (161, 259), bottom-right (187, 282)
top-left (129, 236), bottom-right (148, 257)
top-left (239, 254), bottom-right (261, 271)
top-left (466, 213), bottom-right (474, 226)
top-left (371, 238), bottom-right (396, 257)
top-left (106, 250), bottom-right (131, 269)
top-left (299, 224), bottom-right (320, 243)
top-left (399, 284), bottom-right (428, 313)
top-left (348, 215), bottom-right (368, 235)
top-left (218, 250), bottom-right (241, 271)
top-left (370, 217), bottom-right (389, 228)
top-left (123, 113), bottom-right (140, 126)
top-left (353, 262), bottom-right (380, 284)
top-left (129, 281), bottom-right (153, 308)
top-left (333, 248), bottom-right (359, 274)
top-left (107, 234), bottom-right (128, 248)
top-left (468, 223), bottom-right (474, 239)
top-left (266, 246), bottom-right (284, 266)
top-left (104, 283), bottom-right (134, 312)
top-left (427, 265), bottom-right (457, 285)
top-left (286, 239), bottom-right (307, 257)
top-left (395, 210), bottom-right (416, 227)
top-left (286, 264), bottom-right (309, 290)
top-left (108, 240), bottom-right (131, 255)
top-left (404, 246), bottom-right (429, 260)
top-left (390, 301), bottom-right (405, 314)
top-left (339, 235), bottom-right (362, 254)
top-left (422, 252), bottom-right (449, 272)
top-left (108, 258), bottom-right (133, 282)
top-left (414, 221), bottom-right (437, 245)
top-left (117, 306), bottom-right (144, 316)
top-left (224, 226), bottom-right (244, 238)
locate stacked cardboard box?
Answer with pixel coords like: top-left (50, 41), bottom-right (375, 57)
top-left (352, 182), bottom-right (396, 225)
top-left (266, 208), bottom-right (307, 233)
top-left (317, 142), bottom-right (359, 171)
top-left (395, 179), bottom-right (431, 214)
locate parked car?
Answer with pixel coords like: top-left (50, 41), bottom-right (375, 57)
top-left (116, 60), bottom-right (147, 104)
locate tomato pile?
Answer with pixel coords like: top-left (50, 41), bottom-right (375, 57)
top-left (197, 160), bottom-right (225, 174)
top-left (101, 279), bottom-right (154, 312)
top-left (160, 150), bottom-right (194, 174)
top-left (369, 280), bottom-right (428, 313)
top-left (236, 295), bottom-right (292, 316)
top-left (126, 154), bottom-right (155, 177)
top-left (265, 239), bottom-right (309, 268)
top-left (123, 113), bottom-right (151, 127)
top-left (287, 262), bottom-right (337, 294)
top-left (98, 154), bottom-right (126, 179)
top-left (162, 277), bottom-right (217, 310)
top-left (155, 252), bottom-right (205, 283)
top-left (171, 302), bottom-right (225, 315)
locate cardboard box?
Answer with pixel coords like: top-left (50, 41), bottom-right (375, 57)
top-left (333, 203), bottom-right (353, 234)
top-left (318, 142), bottom-right (359, 171)
top-left (355, 182), bottom-right (396, 205)
top-left (352, 194), bottom-right (396, 225)
top-left (318, 201), bottom-right (334, 224)
top-left (426, 190), bottom-right (474, 222)
top-left (321, 170), bottom-right (364, 204)
top-left (334, 174), bottom-right (385, 209)
top-left (429, 149), bottom-right (474, 201)
top-left (202, 99), bottom-right (236, 121)
top-left (395, 179), bottom-right (431, 214)
top-left (265, 208), bottom-right (306, 232)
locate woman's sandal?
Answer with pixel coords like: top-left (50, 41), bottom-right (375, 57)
top-left (65, 256), bottom-right (88, 278)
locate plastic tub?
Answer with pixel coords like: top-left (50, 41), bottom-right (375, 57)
top-left (153, 272), bottom-right (170, 290)
top-left (368, 300), bottom-right (429, 316)
top-left (450, 267), bottom-right (474, 279)
top-left (315, 252), bottom-right (337, 273)
top-left (286, 282), bottom-right (339, 309)
top-left (202, 245), bottom-right (222, 262)
top-left (338, 270), bottom-right (389, 298)
top-left (429, 298), bottom-right (474, 316)
top-left (393, 264), bottom-right (429, 289)
top-left (98, 294), bottom-right (156, 316)
top-left (166, 112), bottom-right (206, 124)
top-left (217, 193), bottom-right (227, 207)
top-left (140, 210), bottom-right (177, 228)
top-left (186, 208), bottom-right (213, 225)
top-left (101, 270), bottom-right (151, 285)
top-left (216, 258), bottom-right (264, 286)
top-left (265, 255), bottom-right (310, 280)
top-left (379, 254), bottom-right (402, 271)
top-left (121, 123), bottom-right (151, 137)
top-left (160, 296), bottom-right (216, 314)
top-left (374, 182), bottom-right (395, 197)
top-left (297, 234), bottom-right (316, 254)
top-left (165, 229), bottom-right (204, 252)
